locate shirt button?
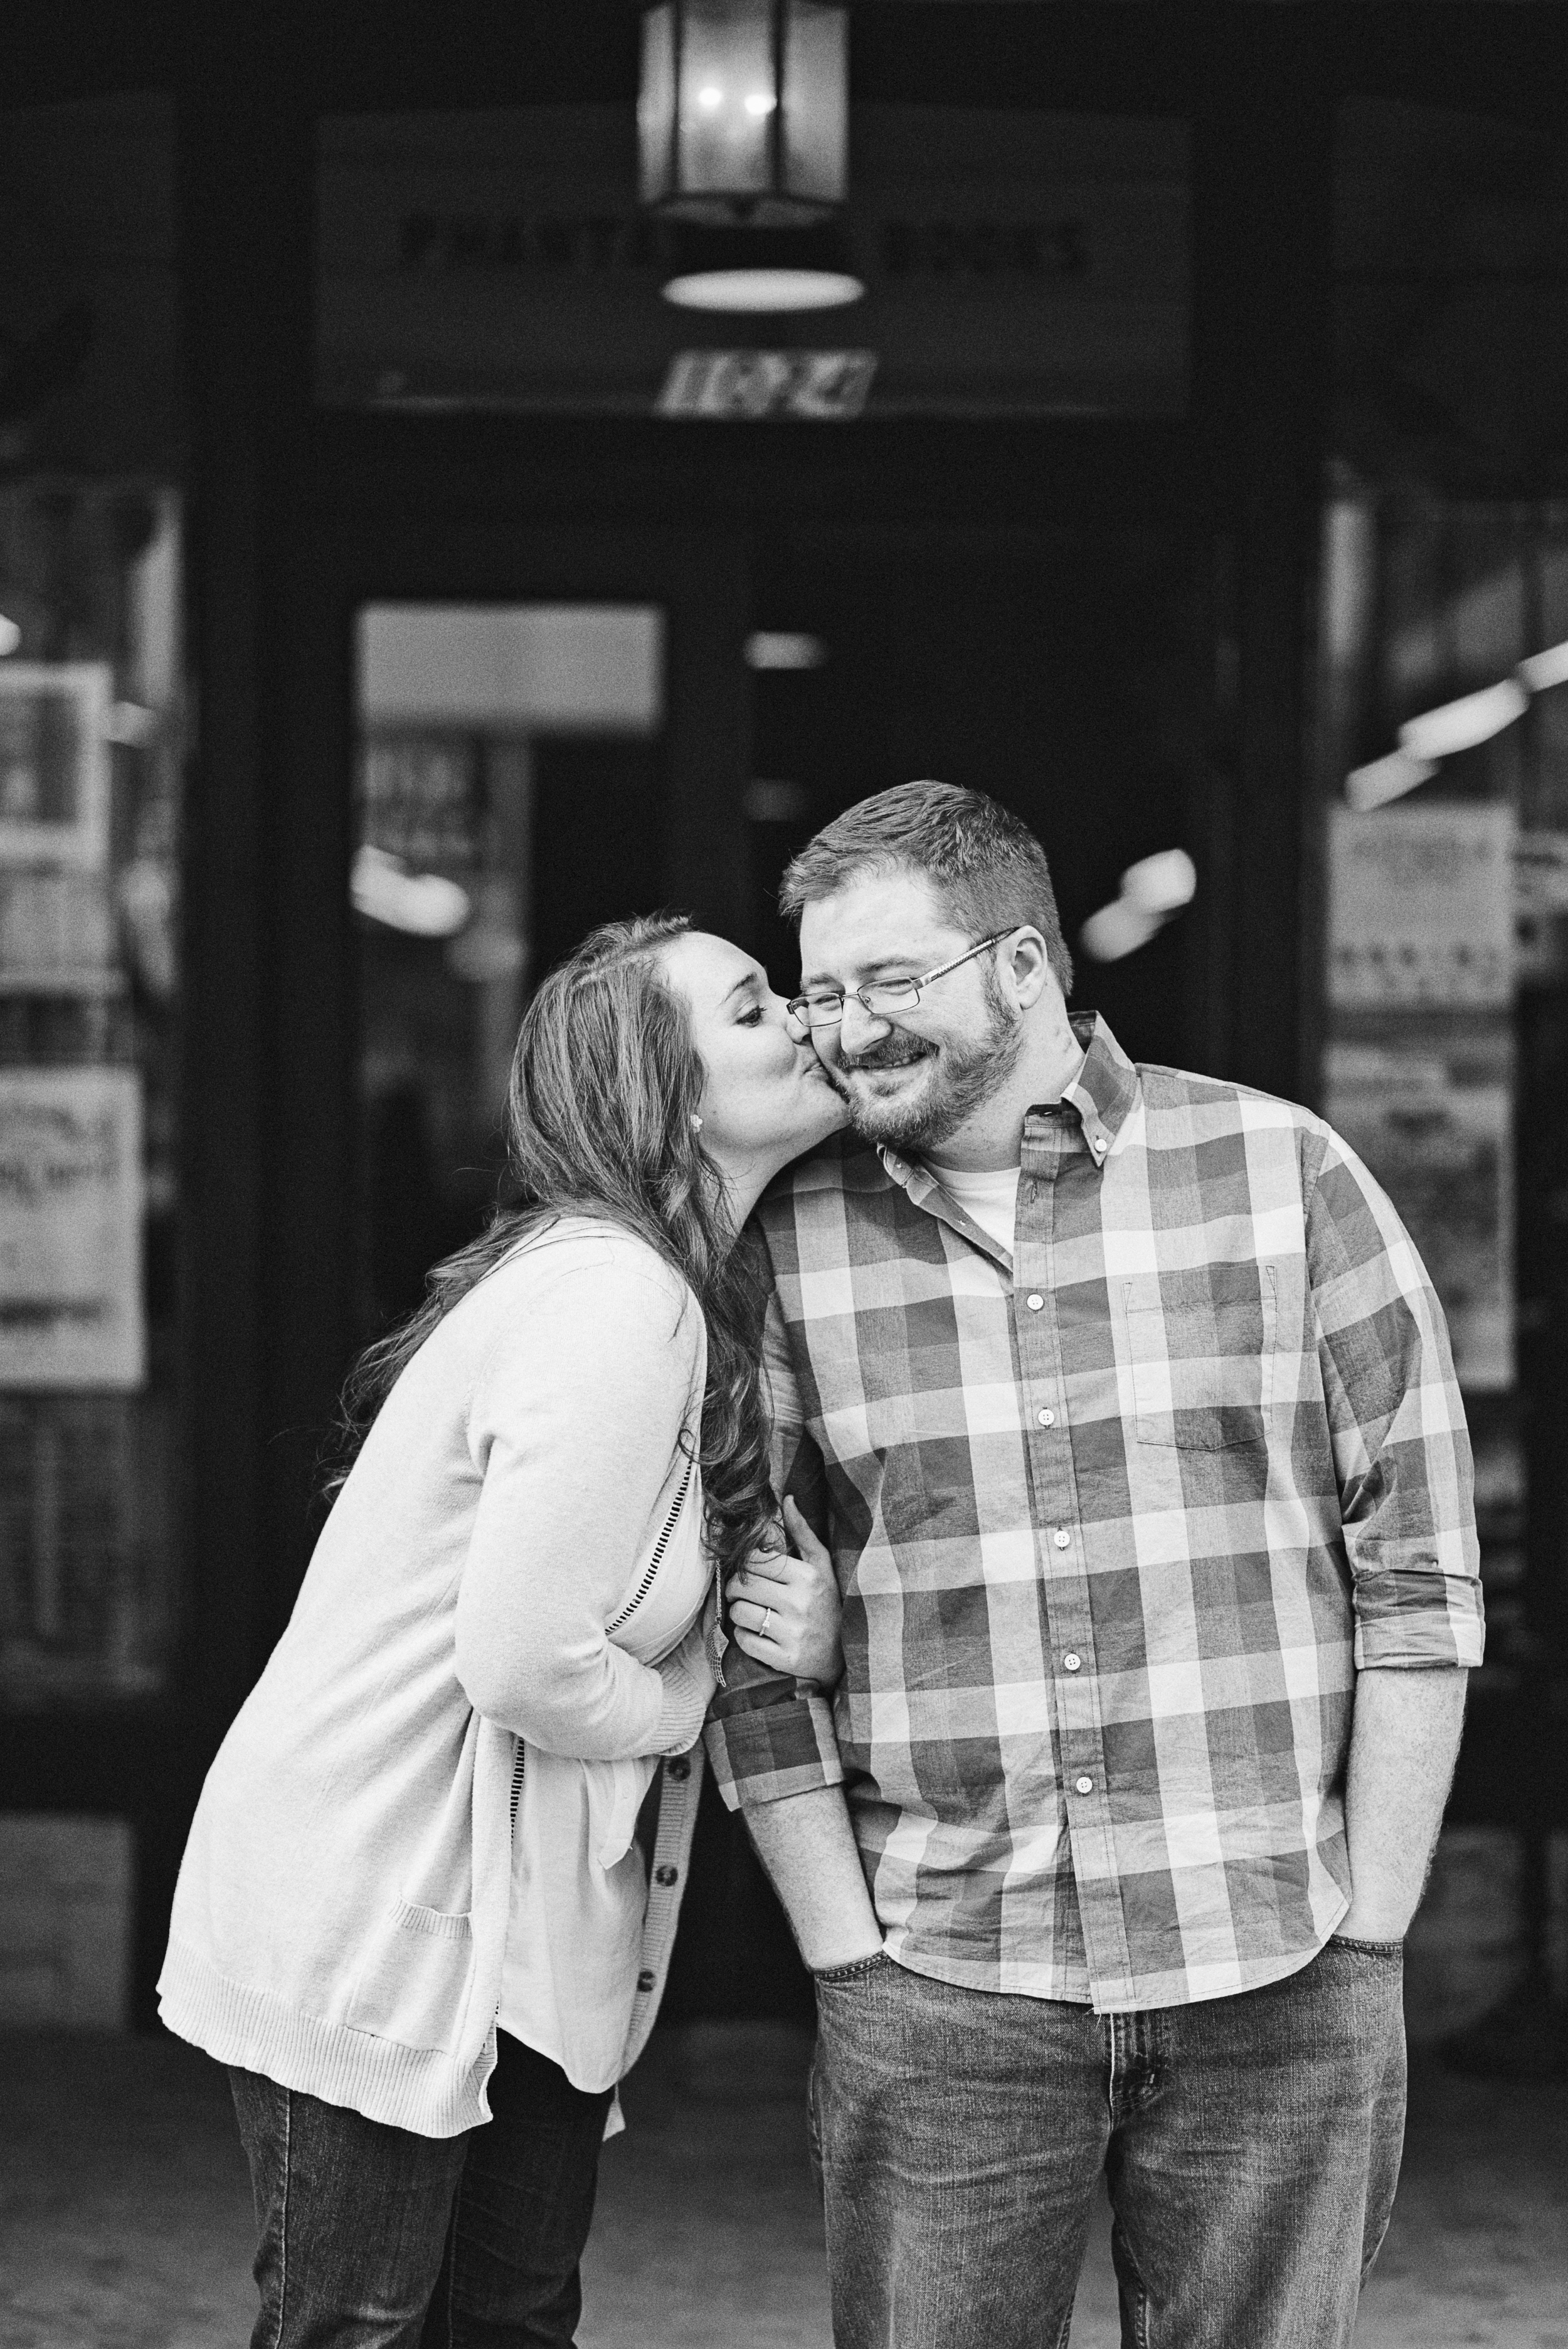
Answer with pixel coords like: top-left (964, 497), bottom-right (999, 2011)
top-left (654, 1864), bottom-right (679, 1887)
top-left (1074, 1776), bottom-right (1094, 1796)
top-left (1027, 1293), bottom-right (1044, 1311)
top-left (1053, 1529), bottom-right (1071, 1551)
top-left (637, 1969), bottom-right (657, 1992)
top-left (1037, 1408), bottom-right (1056, 1428)
top-left (666, 1757), bottom-right (691, 1781)
top-left (1063, 1653), bottom-right (1082, 1673)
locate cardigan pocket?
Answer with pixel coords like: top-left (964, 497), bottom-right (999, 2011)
top-left (345, 1899), bottom-right (475, 2054)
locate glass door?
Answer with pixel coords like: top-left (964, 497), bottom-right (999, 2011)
top-left (351, 602), bottom-right (667, 1334)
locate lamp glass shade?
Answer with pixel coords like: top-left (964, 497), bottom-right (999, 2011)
top-left (638, 6), bottom-right (678, 206)
top-left (677, 0), bottom-right (775, 209)
top-left (781, 3), bottom-right (847, 209)
top-left (639, 0), bottom-right (848, 226)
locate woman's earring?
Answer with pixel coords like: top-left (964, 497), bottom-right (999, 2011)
top-left (690, 1113), bottom-right (704, 1133)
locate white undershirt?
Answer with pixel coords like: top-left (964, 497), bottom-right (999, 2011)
top-left (924, 1157), bottom-right (1022, 1254)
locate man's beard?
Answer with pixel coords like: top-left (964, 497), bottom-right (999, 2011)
top-left (835, 982), bottom-right (1022, 1154)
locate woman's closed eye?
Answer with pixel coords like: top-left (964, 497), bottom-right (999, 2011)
top-left (736, 1005), bottom-right (765, 1027)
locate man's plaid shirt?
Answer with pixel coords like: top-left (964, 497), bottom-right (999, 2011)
top-left (706, 1014), bottom-right (1483, 2012)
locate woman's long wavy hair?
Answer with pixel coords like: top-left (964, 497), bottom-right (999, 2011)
top-left (328, 912), bottom-right (775, 1581)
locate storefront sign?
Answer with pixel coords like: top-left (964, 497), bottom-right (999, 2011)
top-left (317, 106), bottom-right (1188, 416)
top-left (0, 1070), bottom-right (145, 1391)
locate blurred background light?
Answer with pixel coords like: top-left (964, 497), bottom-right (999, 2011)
top-left (1080, 847), bottom-right (1197, 962)
top-left (662, 267), bottom-right (862, 310)
top-left (744, 630), bottom-right (827, 669)
top-left (351, 845), bottom-right (470, 938)
top-left (1345, 749), bottom-right (1441, 812)
top-left (1399, 678), bottom-right (1528, 761)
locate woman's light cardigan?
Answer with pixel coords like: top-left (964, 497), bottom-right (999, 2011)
top-left (159, 1222), bottom-right (713, 2139)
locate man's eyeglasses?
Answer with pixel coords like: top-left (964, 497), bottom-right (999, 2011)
top-left (787, 932), bottom-right (1009, 1033)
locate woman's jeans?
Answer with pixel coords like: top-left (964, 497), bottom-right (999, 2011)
top-left (810, 1938), bottom-right (1408, 2349)
top-left (229, 2032), bottom-right (614, 2349)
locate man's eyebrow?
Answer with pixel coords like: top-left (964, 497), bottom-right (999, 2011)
top-left (801, 956), bottom-right (918, 985)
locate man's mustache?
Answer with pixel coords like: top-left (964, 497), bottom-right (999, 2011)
top-left (836, 1039), bottom-right (934, 1076)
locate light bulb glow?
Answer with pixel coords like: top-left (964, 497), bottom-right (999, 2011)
top-left (0, 616), bottom-right (20, 656)
top-left (697, 83), bottom-right (723, 109)
top-left (351, 846), bottom-right (470, 938)
top-left (746, 631), bottom-right (827, 671)
top-left (1518, 639), bottom-right (1568, 694)
top-left (744, 92), bottom-right (776, 117)
top-left (1345, 751), bottom-right (1438, 812)
top-left (1081, 901), bottom-right (1165, 963)
top-left (1120, 847), bottom-right (1197, 916)
top-left (1080, 845), bottom-right (1199, 962)
top-left (662, 268), bottom-right (864, 312)
top-left (1398, 679), bottom-right (1528, 761)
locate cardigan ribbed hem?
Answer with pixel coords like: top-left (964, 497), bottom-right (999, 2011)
top-left (654, 1654), bottom-right (711, 1753)
top-left (157, 1936), bottom-right (496, 2140)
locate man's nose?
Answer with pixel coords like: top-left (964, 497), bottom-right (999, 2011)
top-left (837, 995), bottom-right (892, 1055)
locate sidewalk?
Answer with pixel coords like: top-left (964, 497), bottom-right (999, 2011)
top-left (0, 2024), bottom-right (1562, 2348)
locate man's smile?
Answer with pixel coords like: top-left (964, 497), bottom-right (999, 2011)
top-left (839, 1039), bottom-right (935, 1078)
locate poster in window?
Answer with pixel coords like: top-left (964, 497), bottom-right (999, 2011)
top-left (0, 664), bottom-right (113, 871)
top-left (0, 1069), bottom-right (145, 1389)
top-left (1323, 1041), bottom-right (1512, 1392)
top-left (1328, 804), bottom-right (1514, 1011)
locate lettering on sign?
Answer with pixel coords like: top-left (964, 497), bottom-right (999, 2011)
top-left (659, 351), bottom-right (877, 420)
top-left (319, 107), bottom-right (1188, 416)
top-left (877, 220), bottom-right (1087, 278)
top-left (398, 211), bottom-right (1090, 282)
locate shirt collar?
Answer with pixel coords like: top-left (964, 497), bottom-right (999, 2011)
top-left (1052, 1011), bottom-right (1140, 1167)
top-left (877, 1012), bottom-right (1140, 1197)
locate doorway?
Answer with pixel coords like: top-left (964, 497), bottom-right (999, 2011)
top-left (352, 602), bottom-right (670, 1329)
top-left (332, 510), bottom-right (1204, 2025)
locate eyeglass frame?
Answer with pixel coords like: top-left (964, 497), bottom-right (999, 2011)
top-left (787, 930), bottom-right (1012, 1034)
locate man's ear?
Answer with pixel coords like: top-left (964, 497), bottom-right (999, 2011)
top-left (1005, 928), bottom-right (1053, 1009)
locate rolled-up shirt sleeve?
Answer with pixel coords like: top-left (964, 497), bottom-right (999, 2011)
top-left (1306, 1128), bottom-right (1485, 1670)
top-left (704, 1286), bottom-right (845, 1807)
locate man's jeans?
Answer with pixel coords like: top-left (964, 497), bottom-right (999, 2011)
top-left (810, 1939), bottom-right (1407, 2349)
top-left (229, 2032), bottom-right (613, 2349)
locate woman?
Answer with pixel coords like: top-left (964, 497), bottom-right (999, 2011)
top-left (158, 913), bottom-right (847, 2348)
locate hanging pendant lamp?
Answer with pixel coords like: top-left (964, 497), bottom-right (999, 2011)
top-left (638, 1), bottom-right (863, 312)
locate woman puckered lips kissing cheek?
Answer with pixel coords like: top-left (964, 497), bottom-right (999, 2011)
top-left (660, 930), bottom-right (847, 1211)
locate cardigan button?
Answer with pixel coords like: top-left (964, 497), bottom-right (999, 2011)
top-left (654, 1864), bottom-right (679, 1887)
top-left (637, 1969), bottom-right (657, 1992)
top-left (667, 1757), bottom-right (692, 1781)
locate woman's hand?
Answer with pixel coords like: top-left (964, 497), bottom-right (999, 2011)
top-left (725, 1498), bottom-right (842, 1685)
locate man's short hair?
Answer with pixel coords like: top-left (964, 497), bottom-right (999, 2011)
top-left (778, 780), bottom-right (1074, 997)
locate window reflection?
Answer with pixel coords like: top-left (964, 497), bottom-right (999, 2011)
top-left (352, 605), bottom-right (666, 1339)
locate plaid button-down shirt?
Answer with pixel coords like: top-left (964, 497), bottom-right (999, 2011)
top-left (706, 1015), bottom-right (1483, 2011)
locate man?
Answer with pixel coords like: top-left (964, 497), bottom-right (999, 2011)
top-left (709, 781), bottom-right (1481, 2349)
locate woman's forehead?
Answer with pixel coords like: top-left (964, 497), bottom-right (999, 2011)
top-left (663, 927), bottom-right (760, 1005)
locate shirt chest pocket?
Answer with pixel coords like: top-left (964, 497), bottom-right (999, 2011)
top-left (1120, 1265), bottom-right (1279, 1451)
